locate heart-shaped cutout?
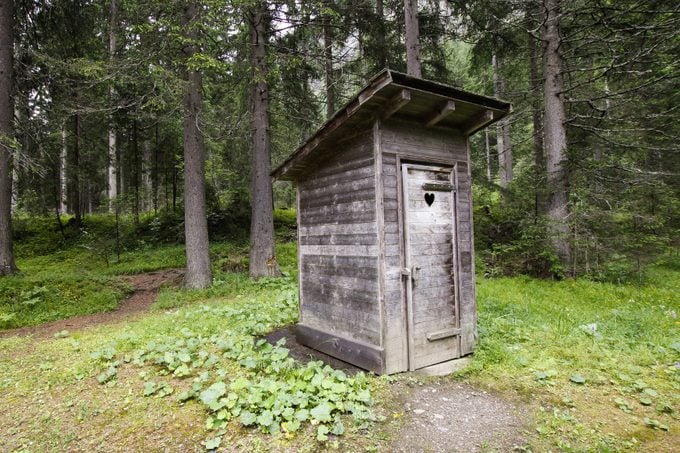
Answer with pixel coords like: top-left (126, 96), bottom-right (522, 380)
top-left (424, 193), bottom-right (435, 206)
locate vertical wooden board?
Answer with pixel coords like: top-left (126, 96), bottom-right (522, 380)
top-left (458, 142), bottom-right (477, 355)
top-left (374, 120), bottom-right (386, 357)
top-left (381, 129), bottom-right (408, 373)
top-left (296, 185), bottom-right (304, 324)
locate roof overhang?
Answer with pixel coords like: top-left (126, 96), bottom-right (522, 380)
top-left (273, 69), bottom-right (512, 181)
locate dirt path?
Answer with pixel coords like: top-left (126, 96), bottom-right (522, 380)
top-left (266, 327), bottom-right (527, 451)
top-left (390, 380), bottom-right (527, 452)
top-left (0, 269), bottom-right (184, 339)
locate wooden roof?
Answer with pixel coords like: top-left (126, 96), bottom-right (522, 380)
top-left (273, 69), bottom-right (512, 181)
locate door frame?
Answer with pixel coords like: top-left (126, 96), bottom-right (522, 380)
top-left (399, 161), bottom-right (461, 370)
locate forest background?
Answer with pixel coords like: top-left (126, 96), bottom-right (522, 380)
top-left (0, 0), bottom-right (678, 284)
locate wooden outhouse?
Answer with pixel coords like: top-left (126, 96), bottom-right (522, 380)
top-left (272, 70), bottom-right (511, 374)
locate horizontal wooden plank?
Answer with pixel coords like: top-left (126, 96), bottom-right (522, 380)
top-left (412, 274), bottom-right (455, 290)
top-left (300, 166), bottom-right (375, 191)
top-left (299, 222), bottom-right (376, 236)
top-left (300, 176), bottom-right (375, 200)
top-left (302, 304), bottom-right (380, 343)
top-left (426, 328), bottom-right (461, 342)
top-left (412, 284), bottom-right (455, 300)
top-left (300, 210), bottom-right (376, 226)
top-left (413, 342), bottom-right (459, 369)
top-left (415, 313), bottom-right (457, 331)
top-left (407, 232), bottom-right (453, 245)
top-left (302, 270), bottom-right (378, 290)
top-left (300, 233), bottom-right (377, 246)
top-left (384, 209), bottom-right (399, 223)
top-left (385, 232), bottom-right (400, 245)
top-left (299, 244), bottom-right (378, 256)
top-left (302, 282), bottom-right (379, 312)
top-left (301, 199), bottom-right (377, 219)
top-left (299, 187), bottom-right (375, 210)
top-left (312, 155), bottom-right (375, 179)
top-left (383, 163), bottom-right (397, 176)
top-left (302, 254), bottom-right (378, 267)
top-left (301, 261), bottom-right (379, 279)
top-left (383, 188), bottom-right (399, 201)
top-left (407, 223), bottom-right (454, 235)
top-left (296, 324), bottom-right (385, 374)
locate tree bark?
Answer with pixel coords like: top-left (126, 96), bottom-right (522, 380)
top-left (0, 0), bottom-right (17, 274)
top-left (403, 0), bottom-right (421, 77)
top-left (248, 2), bottom-right (282, 278)
top-left (60, 123), bottom-right (67, 213)
top-left (484, 128), bottom-right (491, 182)
top-left (528, 4), bottom-right (545, 217)
top-left (132, 118), bottom-right (140, 225)
top-left (72, 112), bottom-right (82, 228)
top-left (492, 54), bottom-right (512, 188)
top-left (542, 0), bottom-right (571, 269)
top-left (322, 2), bottom-right (335, 119)
top-left (181, 2), bottom-right (212, 288)
top-left (143, 138), bottom-right (152, 212)
top-left (375, 0), bottom-right (387, 69)
top-left (107, 0), bottom-right (118, 212)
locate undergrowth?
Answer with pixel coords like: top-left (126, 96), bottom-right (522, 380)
top-left (463, 256), bottom-right (680, 450)
top-left (1, 210), bottom-right (297, 329)
top-left (94, 278), bottom-right (373, 449)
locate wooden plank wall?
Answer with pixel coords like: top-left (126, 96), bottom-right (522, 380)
top-left (457, 155), bottom-right (477, 355)
top-left (297, 132), bottom-right (382, 347)
top-left (380, 119), bottom-right (476, 372)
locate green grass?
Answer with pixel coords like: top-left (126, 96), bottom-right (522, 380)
top-left (463, 256), bottom-right (680, 450)
top-left (1, 212), bottom-right (678, 450)
top-left (2, 210), bottom-right (299, 329)
top-left (0, 246), bottom-right (385, 452)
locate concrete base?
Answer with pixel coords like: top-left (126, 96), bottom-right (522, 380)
top-left (414, 357), bottom-right (472, 377)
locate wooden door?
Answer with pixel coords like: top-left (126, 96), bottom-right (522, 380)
top-left (401, 163), bottom-right (460, 370)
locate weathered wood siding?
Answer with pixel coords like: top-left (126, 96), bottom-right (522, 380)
top-left (456, 154), bottom-right (476, 355)
top-left (297, 132), bottom-right (382, 348)
top-left (379, 120), bottom-right (476, 372)
top-left (380, 151), bottom-right (408, 374)
top-left (381, 118), bottom-right (468, 163)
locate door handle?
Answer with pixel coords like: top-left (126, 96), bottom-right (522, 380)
top-left (412, 266), bottom-right (421, 287)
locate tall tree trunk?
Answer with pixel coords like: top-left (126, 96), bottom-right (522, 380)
top-left (132, 118), bottom-right (140, 225)
top-left (492, 54), bottom-right (513, 188)
top-left (404, 0), bottom-right (422, 77)
top-left (119, 144), bottom-right (125, 196)
top-left (485, 128), bottom-right (491, 182)
top-left (143, 138), bottom-right (152, 212)
top-left (248, 2), bottom-right (282, 278)
top-left (72, 112), bottom-right (82, 228)
top-left (375, 0), bottom-right (387, 69)
top-left (322, 2), bottom-right (335, 119)
top-left (528, 4), bottom-right (545, 217)
top-left (543, 0), bottom-right (571, 269)
top-left (403, 0), bottom-right (421, 77)
top-left (11, 155), bottom-right (17, 212)
top-left (153, 122), bottom-right (159, 214)
top-left (107, 0), bottom-right (118, 212)
top-left (181, 2), bottom-right (212, 288)
top-left (60, 122), bottom-right (67, 213)
top-left (0, 0), bottom-right (17, 274)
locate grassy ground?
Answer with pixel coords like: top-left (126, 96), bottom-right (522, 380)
top-left (464, 257), bottom-right (679, 451)
top-left (1, 210), bottom-right (295, 329)
top-left (0, 214), bottom-right (678, 451)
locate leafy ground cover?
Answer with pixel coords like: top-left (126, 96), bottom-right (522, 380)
top-left (0, 212), bottom-right (678, 450)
